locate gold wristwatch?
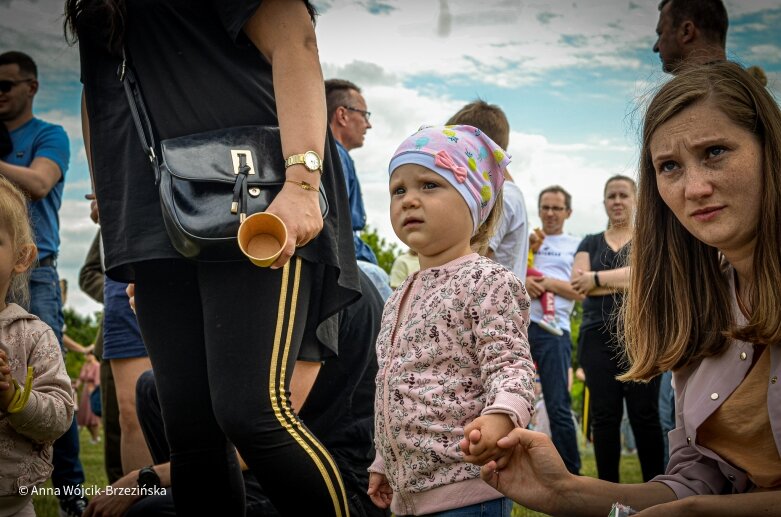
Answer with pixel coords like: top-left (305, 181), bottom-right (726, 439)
top-left (284, 151), bottom-right (323, 174)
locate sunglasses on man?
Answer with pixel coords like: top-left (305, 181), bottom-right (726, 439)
top-left (0, 79), bottom-right (34, 93)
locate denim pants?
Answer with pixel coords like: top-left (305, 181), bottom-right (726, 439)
top-left (414, 498), bottom-right (513, 517)
top-left (528, 322), bottom-right (581, 474)
top-left (29, 266), bottom-right (86, 491)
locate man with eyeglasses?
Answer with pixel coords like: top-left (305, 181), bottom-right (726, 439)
top-left (525, 185), bottom-right (584, 476)
top-left (324, 78), bottom-right (379, 266)
top-left (0, 51), bottom-right (87, 516)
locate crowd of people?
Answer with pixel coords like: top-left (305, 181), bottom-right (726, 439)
top-left (0, 0), bottom-right (778, 516)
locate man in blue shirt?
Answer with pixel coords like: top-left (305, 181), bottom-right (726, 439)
top-left (324, 79), bottom-right (378, 265)
top-left (0, 50), bottom-right (87, 516)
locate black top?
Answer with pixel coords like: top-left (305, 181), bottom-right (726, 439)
top-left (577, 232), bottom-right (629, 331)
top-left (77, 0), bottom-right (360, 321)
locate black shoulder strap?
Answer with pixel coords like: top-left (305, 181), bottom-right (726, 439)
top-left (118, 49), bottom-right (161, 184)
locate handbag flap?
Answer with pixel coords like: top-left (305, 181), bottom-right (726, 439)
top-left (161, 126), bottom-right (285, 185)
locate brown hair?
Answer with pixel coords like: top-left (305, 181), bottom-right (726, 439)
top-left (658, 0), bottom-right (728, 47)
top-left (0, 51), bottom-right (38, 78)
top-left (325, 79), bottom-right (361, 124)
top-left (603, 174), bottom-right (637, 197)
top-left (0, 177), bottom-right (37, 306)
top-left (620, 61), bottom-right (781, 381)
top-left (538, 185), bottom-right (572, 211)
top-left (471, 190), bottom-right (504, 255)
top-left (446, 100), bottom-right (510, 150)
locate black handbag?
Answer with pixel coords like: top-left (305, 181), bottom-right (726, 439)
top-left (119, 55), bottom-right (328, 261)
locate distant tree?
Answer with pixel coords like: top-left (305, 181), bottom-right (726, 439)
top-left (63, 308), bottom-right (101, 379)
top-left (360, 225), bottom-right (400, 274)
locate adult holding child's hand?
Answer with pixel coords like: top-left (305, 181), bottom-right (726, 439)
top-left (469, 62), bottom-right (781, 515)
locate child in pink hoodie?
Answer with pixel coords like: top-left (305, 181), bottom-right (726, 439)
top-left (368, 125), bottom-right (536, 516)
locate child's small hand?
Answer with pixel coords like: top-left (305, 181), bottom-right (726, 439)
top-left (0, 351), bottom-right (16, 411)
top-left (460, 413), bottom-right (515, 466)
top-left (367, 472), bottom-right (393, 509)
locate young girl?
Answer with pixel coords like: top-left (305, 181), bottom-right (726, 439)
top-left (368, 125), bottom-right (536, 515)
top-left (0, 177), bottom-right (74, 516)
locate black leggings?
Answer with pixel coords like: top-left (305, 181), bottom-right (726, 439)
top-left (134, 258), bottom-right (348, 516)
top-left (579, 324), bottom-right (664, 483)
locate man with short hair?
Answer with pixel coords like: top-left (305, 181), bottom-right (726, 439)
top-left (525, 185), bottom-right (583, 475)
top-left (325, 78), bottom-right (377, 265)
top-left (653, 0), bottom-right (728, 74)
top-left (446, 100), bottom-right (529, 280)
top-left (0, 50), bottom-right (86, 516)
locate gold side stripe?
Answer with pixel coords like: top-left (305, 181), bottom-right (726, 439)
top-left (278, 259), bottom-right (349, 514)
top-left (269, 258), bottom-right (346, 517)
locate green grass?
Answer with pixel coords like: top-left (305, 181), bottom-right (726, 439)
top-left (33, 427), bottom-right (107, 517)
top-left (33, 432), bottom-right (643, 516)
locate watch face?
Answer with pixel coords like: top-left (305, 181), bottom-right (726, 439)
top-left (304, 152), bottom-right (320, 171)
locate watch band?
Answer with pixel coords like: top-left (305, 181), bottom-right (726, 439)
top-left (137, 465), bottom-right (161, 490)
top-left (284, 151), bottom-right (323, 174)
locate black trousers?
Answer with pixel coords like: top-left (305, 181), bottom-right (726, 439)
top-left (579, 324), bottom-right (664, 482)
top-left (134, 258), bottom-right (348, 516)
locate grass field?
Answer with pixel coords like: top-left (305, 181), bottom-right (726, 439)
top-left (32, 428), bottom-right (643, 517)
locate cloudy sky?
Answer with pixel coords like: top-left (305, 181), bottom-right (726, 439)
top-left (1, 0), bottom-right (780, 316)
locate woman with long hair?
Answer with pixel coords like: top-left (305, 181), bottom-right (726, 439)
top-left (465, 61), bottom-right (781, 515)
top-left (571, 175), bottom-right (664, 482)
top-left (65, 1), bottom-right (360, 515)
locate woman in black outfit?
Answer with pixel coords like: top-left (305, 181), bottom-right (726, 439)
top-left (66, 1), bottom-right (360, 515)
top-left (571, 175), bottom-right (664, 483)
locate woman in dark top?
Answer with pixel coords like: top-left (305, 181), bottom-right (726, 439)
top-left (570, 175), bottom-right (664, 483)
top-left (66, 1), bottom-right (360, 515)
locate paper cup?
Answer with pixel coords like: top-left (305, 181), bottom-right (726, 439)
top-left (237, 212), bottom-right (288, 267)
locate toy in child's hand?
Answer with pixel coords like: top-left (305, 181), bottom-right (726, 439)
top-left (529, 228), bottom-right (545, 253)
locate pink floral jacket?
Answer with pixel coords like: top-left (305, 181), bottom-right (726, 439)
top-left (371, 254), bottom-right (535, 514)
top-left (0, 304), bottom-right (74, 496)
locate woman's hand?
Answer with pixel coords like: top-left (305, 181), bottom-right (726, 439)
top-left (571, 268), bottom-right (596, 296)
top-left (478, 428), bottom-right (576, 516)
top-left (265, 182), bottom-right (323, 269)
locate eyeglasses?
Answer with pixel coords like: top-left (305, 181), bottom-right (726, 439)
top-left (540, 205), bottom-right (567, 213)
top-left (343, 105), bottom-right (371, 122)
top-left (0, 79), bottom-right (34, 93)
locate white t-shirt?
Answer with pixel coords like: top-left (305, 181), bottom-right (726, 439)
top-left (489, 181), bottom-right (529, 280)
top-left (529, 233), bottom-right (580, 332)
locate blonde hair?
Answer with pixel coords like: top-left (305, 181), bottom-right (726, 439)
top-left (0, 177), bottom-right (36, 306)
top-left (620, 61), bottom-right (781, 381)
top-left (471, 189), bottom-right (504, 255)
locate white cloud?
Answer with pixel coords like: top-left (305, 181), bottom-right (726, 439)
top-left (58, 199), bottom-right (102, 316)
top-left (315, 0), bottom-right (664, 88)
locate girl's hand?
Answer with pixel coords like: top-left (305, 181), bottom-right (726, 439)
top-left (265, 181), bottom-right (324, 269)
top-left (571, 268), bottom-right (595, 296)
top-left (460, 414), bottom-right (515, 467)
top-left (0, 351), bottom-right (16, 411)
top-left (367, 472), bottom-right (393, 509)
top-left (126, 283), bottom-right (136, 313)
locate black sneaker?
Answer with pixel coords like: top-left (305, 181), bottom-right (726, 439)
top-left (58, 495), bottom-right (88, 517)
